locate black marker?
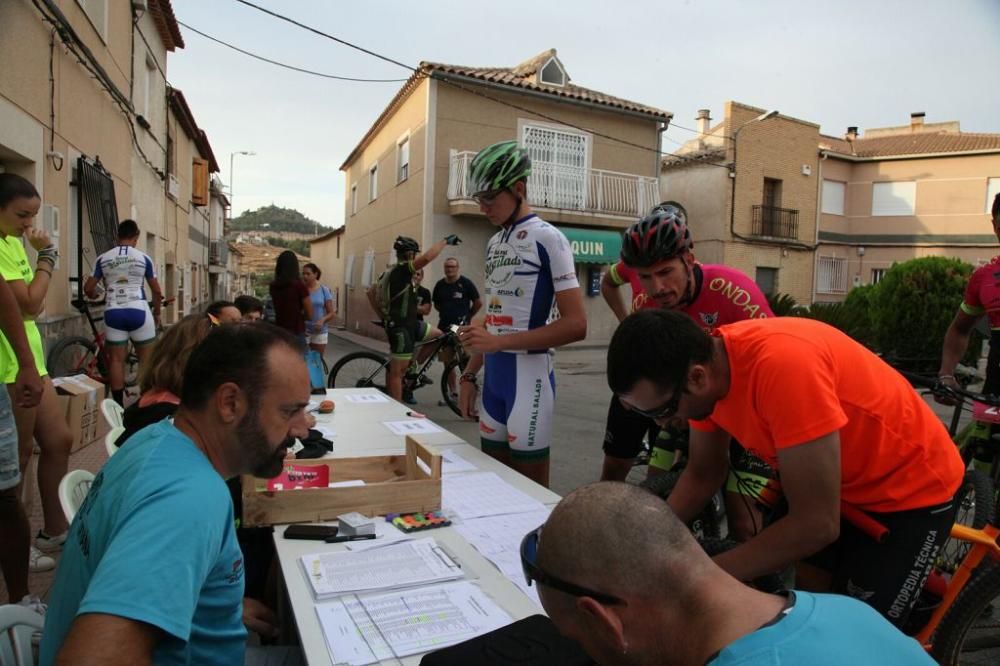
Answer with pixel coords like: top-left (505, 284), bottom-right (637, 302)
top-left (325, 534), bottom-right (377, 543)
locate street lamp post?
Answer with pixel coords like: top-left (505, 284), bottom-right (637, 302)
top-left (229, 150), bottom-right (256, 220)
top-left (728, 110), bottom-right (779, 239)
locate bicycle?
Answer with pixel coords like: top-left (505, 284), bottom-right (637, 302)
top-left (47, 297), bottom-right (173, 388)
top-left (326, 321), bottom-right (471, 416)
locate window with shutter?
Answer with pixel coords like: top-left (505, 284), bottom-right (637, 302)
top-left (872, 182), bottom-right (916, 216)
top-left (521, 124), bottom-right (588, 210)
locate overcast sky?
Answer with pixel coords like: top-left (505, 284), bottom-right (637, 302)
top-left (168, 0), bottom-right (1000, 229)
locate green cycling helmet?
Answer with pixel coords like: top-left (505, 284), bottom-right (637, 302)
top-left (469, 140), bottom-right (532, 195)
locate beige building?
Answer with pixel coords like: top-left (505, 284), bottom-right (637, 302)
top-left (335, 49), bottom-right (670, 344)
top-left (662, 102), bottom-right (1000, 304)
top-left (0, 0), bottom-right (223, 347)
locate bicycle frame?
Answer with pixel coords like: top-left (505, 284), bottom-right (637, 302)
top-left (916, 521), bottom-right (1000, 647)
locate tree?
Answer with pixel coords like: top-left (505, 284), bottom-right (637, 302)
top-left (231, 205), bottom-right (330, 235)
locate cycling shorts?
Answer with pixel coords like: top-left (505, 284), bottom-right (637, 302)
top-left (602, 396), bottom-right (774, 495)
top-left (479, 351), bottom-right (554, 461)
top-left (104, 304), bottom-right (156, 345)
top-left (790, 497), bottom-right (959, 629)
top-left (387, 321), bottom-right (431, 360)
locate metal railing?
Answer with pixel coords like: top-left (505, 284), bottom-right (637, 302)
top-left (751, 204), bottom-right (799, 240)
top-left (448, 150), bottom-right (659, 218)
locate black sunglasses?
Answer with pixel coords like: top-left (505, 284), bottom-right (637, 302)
top-left (622, 385), bottom-right (683, 420)
top-left (520, 526), bottom-right (624, 605)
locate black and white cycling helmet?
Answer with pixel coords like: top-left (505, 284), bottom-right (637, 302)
top-left (620, 205), bottom-right (692, 268)
top-left (393, 236), bottom-right (420, 254)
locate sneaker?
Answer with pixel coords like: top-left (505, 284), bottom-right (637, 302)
top-left (18, 594), bottom-right (47, 617)
top-left (29, 546), bottom-right (55, 572)
top-left (403, 391), bottom-right (418, 406)
top-left (417, 375), bottom-right (434, 387)
top-left (36, 529), bottom-right (67, 552)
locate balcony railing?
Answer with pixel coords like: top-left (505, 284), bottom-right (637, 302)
top-left (209, 240), bottom-right (228, 266)
top-left (448, 150), bottom-right (659, 218)
top-left (751, 205), bottom-right (799, 240)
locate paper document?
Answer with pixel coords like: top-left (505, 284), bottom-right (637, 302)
top-left (442, 472), bottom-right (546, 520)
top-left (345, 392), bottom-right (390, 404)
top-left (455, 509), bottom-right (551, 606)
top-left (300, 537), bottom-right (463, 599)
top-left (441, 447), bottom-right (478, 474)
top-left (316, 581), bottom-right (512, 665)
top-left (382, 419), bottom-right (443, 436)
top-left (314, 424), bottom-right (336, 440)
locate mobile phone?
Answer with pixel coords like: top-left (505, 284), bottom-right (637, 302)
top-left (283, 524), bottom-right (339, 540)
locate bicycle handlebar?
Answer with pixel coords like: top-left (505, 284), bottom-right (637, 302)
top-left (893, 368), bottom-right (1000, 408)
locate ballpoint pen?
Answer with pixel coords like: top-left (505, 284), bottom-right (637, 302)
top-left (325, 534), bottom-right (377, 543)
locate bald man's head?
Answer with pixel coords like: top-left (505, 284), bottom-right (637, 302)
top-left (537, 482), bottom-right (711, 605)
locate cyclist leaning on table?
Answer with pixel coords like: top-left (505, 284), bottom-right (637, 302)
top-left (84, 218), bottom-right (163, 406)
top-left (608, 309), bottom-right (965, 629)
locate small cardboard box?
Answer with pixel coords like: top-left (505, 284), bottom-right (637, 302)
top-left (240, 436), bottom-right (442, 527)
top-left (52, 374), bottom-right (108, 452)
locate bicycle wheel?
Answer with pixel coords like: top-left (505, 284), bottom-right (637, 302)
top-left (938, 471), bottom-right (995, 574)
top-left (46, 336), bottom-right (103, 382)
top-left (931, 561), bottom-right (1000, 664)
top-left (640, 469), bottom-right (723, 540)
top-left (327, 351), bottom-right (389, 391)
top-left (124, 346), bottom-right (139, 388)
top-left (440, 357), bottom-right (470, 417)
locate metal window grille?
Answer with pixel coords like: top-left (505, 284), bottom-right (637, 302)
top-left (817, 256), bottom-right (848, 293)
top-left (522, 125), bottom-right (588, 209)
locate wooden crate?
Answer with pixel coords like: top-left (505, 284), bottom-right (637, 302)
top-left (240, 436), bottom-right (442, 527)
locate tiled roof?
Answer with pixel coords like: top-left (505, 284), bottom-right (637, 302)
top-left (149, 0), bottom-right (184, 51)
top-left (821, 131), bottom-right (1000, 159)
top-left (422, 49), bottom-right (671, 120)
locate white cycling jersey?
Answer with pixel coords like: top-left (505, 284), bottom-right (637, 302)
top-left (93, 245), bottom-right (155, 310)
top-left (482, 214), bottom-right (579, 350)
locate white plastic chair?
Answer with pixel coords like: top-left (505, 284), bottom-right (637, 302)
top-left (100, 398), bottom-right (124, 429)
top-left (58, 469), bottom-right (95, 524)
top-left (105, 425), bottom-right (124, 458)
top-left (0, 603), bottom-right (45, 666)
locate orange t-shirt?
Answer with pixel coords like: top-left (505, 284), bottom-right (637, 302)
top-left (690, 318), bottom-right (964, 512)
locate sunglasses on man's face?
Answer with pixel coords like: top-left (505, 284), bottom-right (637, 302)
top-left (519, 526), bottom-right (624, 605)
top-left (621, 385), bottom-right (683, 421)
top-left (472, 190), bottom-right (505, 206)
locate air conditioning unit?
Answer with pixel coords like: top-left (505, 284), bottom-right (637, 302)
top-left (167, 174), bottom-right (180, 200)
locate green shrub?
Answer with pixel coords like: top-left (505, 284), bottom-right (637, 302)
top-left (869, 256), bottom-right (982, 372)
top-left (793, 301), bottom-right (874, 348)
top-left (766, 292), bottom-right (803, 317)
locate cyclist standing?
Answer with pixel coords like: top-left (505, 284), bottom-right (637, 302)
top-left (600, 205), bottom-right (774, 541)
top-left (608, 310), bottom-right (965, 629)
top-left (457, 140), bottom-right (587, 488)
top-left (375, 235), bottom-right (458, 403)
top-left (84, 219), bottom-right (162, 406)
top-left (939, 192), bottom-right (1000, 397)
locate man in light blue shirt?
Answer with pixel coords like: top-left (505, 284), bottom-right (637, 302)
top-left (525, 482), bottom-right (934, 666)
top-left (41, 323), bottom-right (312, 665)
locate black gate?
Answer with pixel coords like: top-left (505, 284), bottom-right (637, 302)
top-left (73, 156), bottom-right (118, 299)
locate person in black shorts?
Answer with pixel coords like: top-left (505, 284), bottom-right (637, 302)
top-left (432, 257), bottom-right (482, 398)
top-left (380, 235), bottom-right (460, 402)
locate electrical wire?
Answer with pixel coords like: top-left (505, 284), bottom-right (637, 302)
top-left (177, 21), bottom-right (408, 83)
top-left (230, 0), bottom-right (732, 171)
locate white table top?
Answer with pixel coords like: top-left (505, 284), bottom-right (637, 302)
top-left (275, 388), bottom-right (561, 665)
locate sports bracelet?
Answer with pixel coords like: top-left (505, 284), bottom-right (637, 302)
top-left (35, 267), bottom-right (52, 277)
top-left (938, 374), bottom-right (956, 380)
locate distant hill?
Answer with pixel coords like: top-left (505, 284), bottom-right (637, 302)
top-left (231, 205), bottom-right (331, 236)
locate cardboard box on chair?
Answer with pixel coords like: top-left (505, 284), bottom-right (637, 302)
top-left (52, 374), bottom-right (108, 452)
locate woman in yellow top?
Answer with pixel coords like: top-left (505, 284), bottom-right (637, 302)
top-left (0, 173), bottom-right (74, 571)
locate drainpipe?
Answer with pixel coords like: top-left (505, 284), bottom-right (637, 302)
top-left (811, 150), bottom-right (829, 303)
top-left (655, 120), bottom-right (669, 206)
top-left (729, 110), bottom-right (779, 244)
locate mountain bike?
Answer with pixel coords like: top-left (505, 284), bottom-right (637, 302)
top-left (47, 298), bottom-right (138, 387)
top-left (327, 322), bottom-right (470, 416)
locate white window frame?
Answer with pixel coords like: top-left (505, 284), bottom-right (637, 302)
top-left (821, 179), bottom-right (846, 216)
top-left (987, 177), bottom-right (1000, 214)
top-left (361, 249), bottom-right (375, 288)
top-left (871, 267), bottom-right (887, 285)
top-left (539, 57), bottom-right (567, 87)
top-left (345, 254), bottom-right (356, 287)
top-left (817, 256), bottom-right (848, 294)
top-left (76, 0), bottom-right (108, 43)
top-left (368, 163), bottom-right (378, 202)
top-left (350, 183), bottom-right (358, 215)
top-left (872, 181), bottom-right (916, 217)
top-left (397, 133), bottom-right (410, 183)
top-left (518, 119), bottom-right (591, 210)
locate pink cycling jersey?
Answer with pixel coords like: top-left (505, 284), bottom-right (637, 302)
top-left (961, 256), bottom-right (1000, 330)
top-left (609, 260), bottom-right (773, 329)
